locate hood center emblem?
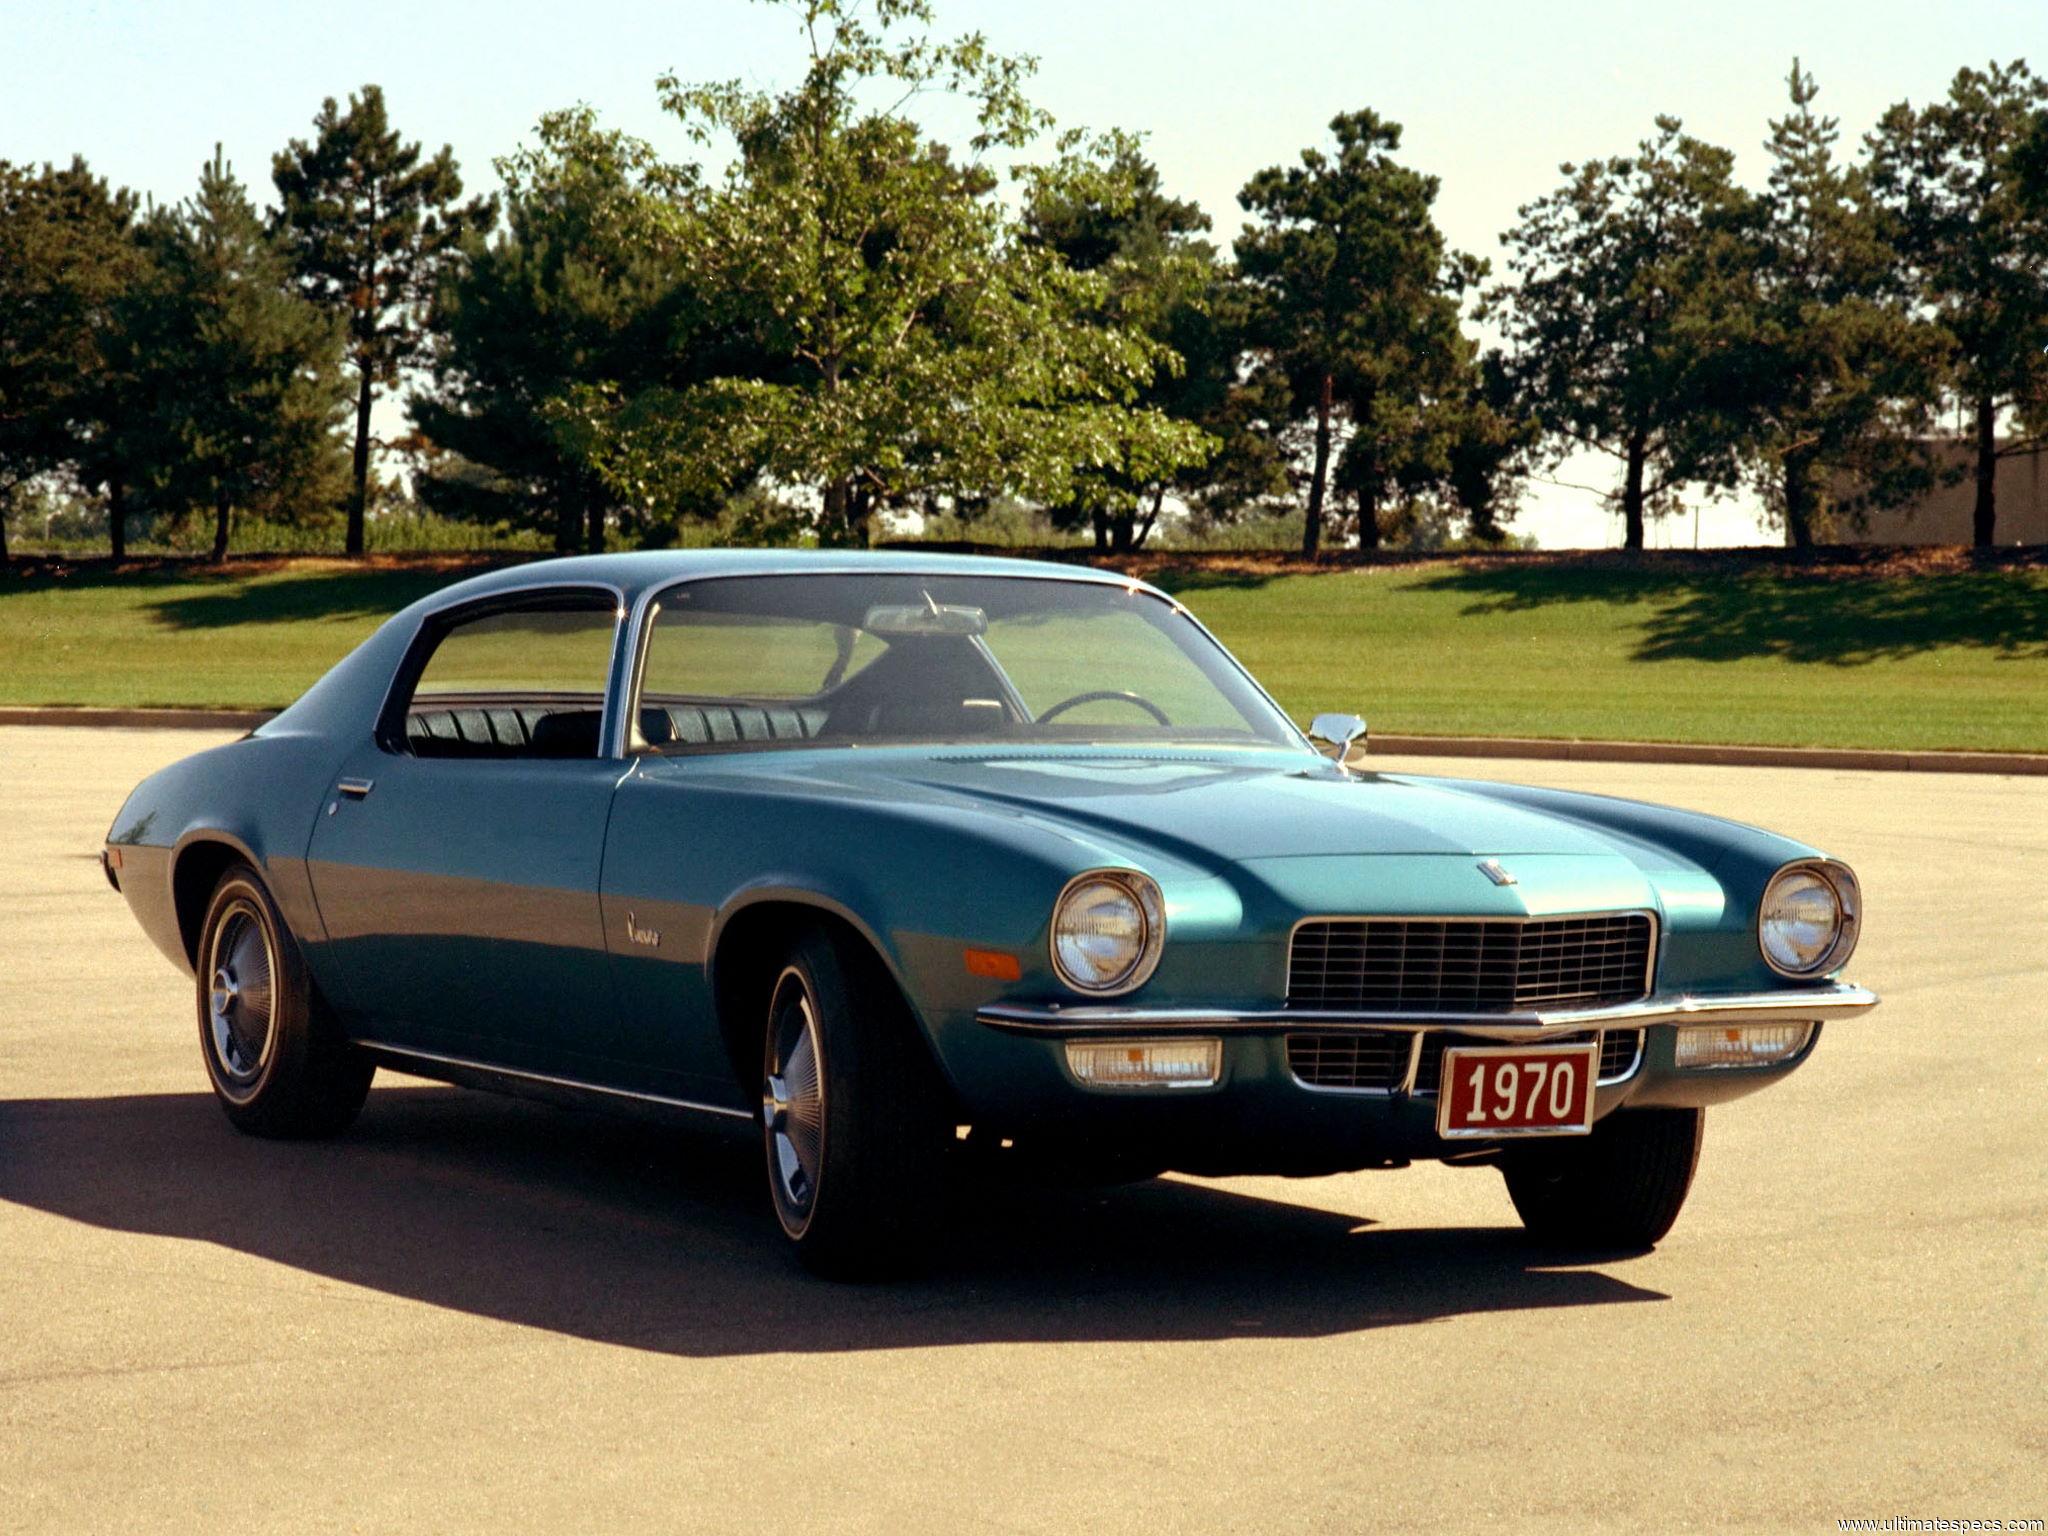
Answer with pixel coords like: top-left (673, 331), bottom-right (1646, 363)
top-left (1477, 859), bottom-right (1518, 887)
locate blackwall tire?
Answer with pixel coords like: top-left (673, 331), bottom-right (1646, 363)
top-left (761, 925), bottom-right (951, 1279)
top-left (196, 863), bottom-right (373, 1138)
top-left (1501, 1107), bottom-right (1704, 1250)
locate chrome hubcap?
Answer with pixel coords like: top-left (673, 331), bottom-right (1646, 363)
top-left (764, 975), bottom-right (825, 1226)
top-left (207, 905), bottom-right (275, 1089)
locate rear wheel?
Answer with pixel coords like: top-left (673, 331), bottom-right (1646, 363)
top-left (1500, 1107), bottom-right (1703, 1250)
top-left (761, 926), bottom-right (951, 1278)
top-left (196, 863), bottom-right (373, 1138)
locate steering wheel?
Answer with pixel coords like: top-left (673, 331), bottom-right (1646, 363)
top-left (1036, 689), bottom-right (1173, 726)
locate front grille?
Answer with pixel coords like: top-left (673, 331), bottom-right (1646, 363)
top-left (1287, 1027), bottom-right (1648, 1093)
top-left (1287, 914), bottom-right (1654, 1013)
top-left (1600, 1028), bottom-right (1645, 1081)
top-left (1286, 1031), bottom-right (1408, 1091)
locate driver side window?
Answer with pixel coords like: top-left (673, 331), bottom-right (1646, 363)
top-left (396, 595), bottom-right (619, 760)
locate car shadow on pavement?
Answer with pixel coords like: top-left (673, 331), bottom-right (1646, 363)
top-left (0, 1086), bottom-right (1667, 1354)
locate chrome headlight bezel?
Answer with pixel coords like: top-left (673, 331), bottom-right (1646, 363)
top-left (1757, 859), bottom-right (1861, 979)
top-left (1049, 869), bottom-right (1166, 997)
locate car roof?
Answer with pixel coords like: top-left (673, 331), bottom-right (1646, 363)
top-left (401, 549), bottom-right (1159, 617)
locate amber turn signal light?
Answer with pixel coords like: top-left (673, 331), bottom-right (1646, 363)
top-left (962, 947), bottom-right (1022, 981)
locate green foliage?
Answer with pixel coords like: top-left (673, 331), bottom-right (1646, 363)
top-left (127, 148), bottom-right (350, 561)
top-left (1022, 131), bottom-right (1277, 552)
top-left (1735, 62), bottom-right (1946, 547)
top-left (557, 0), bottom-right (1211, 548)
top-left (1492, 116), bottom-right (1760, 549)
top-left (1235, 111), bottom-right (1485, 556)
top-left (273, 84), bottom-right (495, 554)
top-left (409, 108), bottom-right (699, 553)
top-left (0, 158), bottom-right (145, 562)
top-left (1866, 59), bottom-right (2048, 546)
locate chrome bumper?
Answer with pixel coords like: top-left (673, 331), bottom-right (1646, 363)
top-left (975, 981), bottom-right (1879, 1038)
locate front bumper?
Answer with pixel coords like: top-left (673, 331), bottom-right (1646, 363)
top-left (952, 982), bottom-right (1876, 1175)
top-left (975, 981), bottom-right (1879, 1039)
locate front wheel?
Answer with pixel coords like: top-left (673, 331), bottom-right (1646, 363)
top-left (196, 863), bottom-right (373, 1138)
top-left (762, 927), bottom-right (952, 1279)
top-left (1500, 1107), bottom-right (1703, 1250)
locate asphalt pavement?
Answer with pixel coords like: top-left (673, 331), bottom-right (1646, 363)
top-left (1, 726), bottom-right (2041, 1533)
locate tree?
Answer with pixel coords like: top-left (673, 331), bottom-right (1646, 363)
top-left (1235, 110), bottom-right (1481, 557)
top-left (140, 148), bottom-right (347, 560)
top-left (1492, 116), bottom-right (1759, 550)
top-left (1738, 62), bottom-right (1944, 547)
top-left (412, 108), bottom-right (703, 553)
top-left (0, 158), bottom-right (144, 565)
top-left (1022, 132), bottom-right (1254, 551)
top-left (559, 0), bottom-right (1209, 548)
top-left (273, 84), bottom-right (494, 555)
top-left (1867, 60), bottom-right (2048, 547)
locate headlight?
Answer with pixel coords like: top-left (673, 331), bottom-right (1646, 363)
top-left (1050, 870), bottom-right (1165, 995)
top-left (1758, 860), bottom-right (1860, 978)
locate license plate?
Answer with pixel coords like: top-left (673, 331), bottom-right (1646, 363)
top-left (1437, 1042), bottom-right (1599, 1139)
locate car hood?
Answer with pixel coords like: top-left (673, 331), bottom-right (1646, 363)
top-left (697, 749), bottom-right (1627, 864)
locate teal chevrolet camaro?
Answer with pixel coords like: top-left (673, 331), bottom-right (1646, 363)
top-left (105, 552), bottom-right (1876, 1276)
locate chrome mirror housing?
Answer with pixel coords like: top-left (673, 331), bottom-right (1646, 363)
top-left (1307, 712), bottom-right (1368, 762)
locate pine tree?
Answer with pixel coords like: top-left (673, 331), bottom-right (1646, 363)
top-left (273, 85), bottom-right (493, 555)
top-left (1492, 117), bottom-right (1759, 550)
top-left (1235, 112), bottom-right (1480, 557)
top-left (146, 148), bottom-right (347, 561)
top-left (1742, 62), bottom-right (1943, 547)
top-left (1867, 60), bottom-right (2048, 547)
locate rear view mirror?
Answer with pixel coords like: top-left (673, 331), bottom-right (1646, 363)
top-left (1308, 712), bottom-right (1368, 762)
top-left (864, 602), bottom-right (988, 638)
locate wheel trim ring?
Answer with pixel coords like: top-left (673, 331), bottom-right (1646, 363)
top-left (764, 966), bottom-right (826, 1237)
top-left (205, 895), bottom-right (278, 1101)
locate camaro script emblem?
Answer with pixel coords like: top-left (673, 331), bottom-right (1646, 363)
top-left (1477, 859), bottom-right (1517, 887)
top-left (625, 912), bottom-right (662, 948)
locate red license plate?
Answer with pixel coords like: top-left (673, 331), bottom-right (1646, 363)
top-left (1437, 1043), bottom-right (1599, 1139)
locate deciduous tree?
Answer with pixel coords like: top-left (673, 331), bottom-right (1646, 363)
top-left (560, 0), bottom-right (1208, 548)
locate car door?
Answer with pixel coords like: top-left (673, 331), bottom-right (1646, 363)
top-left (305, 588), bottom-right (630, 1077)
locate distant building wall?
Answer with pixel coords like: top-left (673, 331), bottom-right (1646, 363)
top-left (1840, 442), bottom-right (2047, 545)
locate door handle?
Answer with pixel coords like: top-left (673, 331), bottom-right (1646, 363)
top-left (336, 777), bottom-right (375, 800)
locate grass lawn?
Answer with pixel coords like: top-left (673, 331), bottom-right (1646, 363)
top-left (2, 553), bottom-right (2044, 752)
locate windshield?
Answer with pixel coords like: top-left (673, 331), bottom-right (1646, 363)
top-left (630, 573), bottom-right (1304, 754)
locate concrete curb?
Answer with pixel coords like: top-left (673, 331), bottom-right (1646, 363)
top-left (1367, 733), bottom-right (2048, 777)
top-left (0, 707), bottom-right (276, 731)
top-left (1, 707), bottom-right (2042, 776)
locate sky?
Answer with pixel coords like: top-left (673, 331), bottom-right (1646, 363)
top-left (5, 0), bottom-right (2044, 546)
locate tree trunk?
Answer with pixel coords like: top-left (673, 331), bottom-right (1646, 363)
top-left (554, 497), bottom-right (580, 554)
top-left (109, 478), bottom-right (126, 562)
top-left (1356, 486), bottom-right (1380, 550)
top-left (1302, 372), bottom-right (1334, 559)
top-left (1091, 511), bottom-right (1109, 554)
top-left (586, 502), bottom-right (605, 554)
top-left (346, 364), bottom-right (373, 557)
top-left (1783, 458), bottom-right (1814, 551)
top-left (1621, 434), bottom-right (1648, 551)
top-left (1972, 394), bottom-right (1997, 548)
top-left (0, 490), bottom-right (10, 568)
top-left (821, 477), bottom-right (854, 548)
top-left (1132, 485), bottom-right (1166, 551)
top-left (210, 481), bottom-right (231, 563)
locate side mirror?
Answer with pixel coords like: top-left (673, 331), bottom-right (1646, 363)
top-left (1307, 712), bottom-right (1368, 763)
